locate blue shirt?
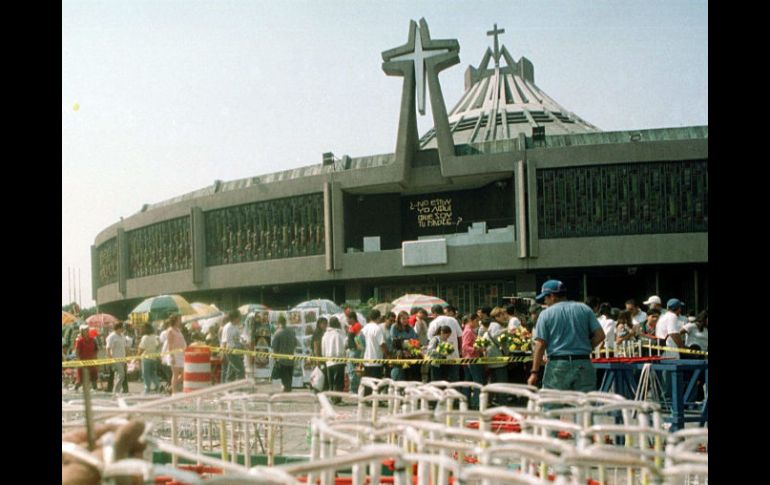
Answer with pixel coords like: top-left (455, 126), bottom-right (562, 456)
top-left (533, 301), bottom-right (601, 357)
top-left (391, 324), bottom-right (417, 342)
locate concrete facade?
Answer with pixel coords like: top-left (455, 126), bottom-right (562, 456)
top-left (93, 20), bottom-right (707, 315)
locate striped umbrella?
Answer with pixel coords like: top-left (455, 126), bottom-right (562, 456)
top-left (238, 303), bottom-right (271, 316)
top-left (86, 313), bottom-right (119, 330)
top-left (129, 294), bottom-right (196, 323)
top-left (62, 311), bottom-right (78, 326)
top-left (391, 294), bottom-right (448, 315)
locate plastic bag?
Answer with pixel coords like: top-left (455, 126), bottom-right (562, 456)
top-left (310, 366), bottom-right (325, 392)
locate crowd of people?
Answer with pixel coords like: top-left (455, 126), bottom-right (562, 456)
top-left (63, 313), bottom-right (204, 396)
top-left (63, 286), bottom-right (707, 403)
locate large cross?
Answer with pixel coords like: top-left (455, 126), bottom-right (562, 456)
top-left (390, 26), bottom-right (452, 115)
top-left (487, 23), bottom-right (505, 67)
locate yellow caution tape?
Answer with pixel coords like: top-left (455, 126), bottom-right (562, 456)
top-left (62, 342), bottom-right (706, 369)
top-left (639, 343), bottom-right (708, 356)
top-left (62, 345), bottom-right (532, 368)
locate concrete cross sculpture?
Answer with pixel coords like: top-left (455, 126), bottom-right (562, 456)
top-left (487, 23), bottom-right (505, 67)
top-left (382, 18), bottom-right (460, 180)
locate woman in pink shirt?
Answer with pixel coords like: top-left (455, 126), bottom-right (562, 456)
top-left (461, 314), bottom-right (484, 409)
top-left (162, 314), bottom-right (187, 393)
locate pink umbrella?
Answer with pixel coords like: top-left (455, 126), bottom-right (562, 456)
top-left (86, 313), bottom-right (119, 330)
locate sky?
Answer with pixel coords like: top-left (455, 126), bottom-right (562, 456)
top-left (62, 0), bottom-right (708, 307)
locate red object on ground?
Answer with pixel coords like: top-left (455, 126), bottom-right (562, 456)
top-left (466, 413), bottom-right (521, 433)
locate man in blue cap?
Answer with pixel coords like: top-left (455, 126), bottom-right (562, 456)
top-left (655, 298), bottom-right (686, 358)
top-left (527, 280), bottom-right (606, 390)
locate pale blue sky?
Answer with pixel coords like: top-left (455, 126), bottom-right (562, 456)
top-left (62, 0), bottom-right (708, 306)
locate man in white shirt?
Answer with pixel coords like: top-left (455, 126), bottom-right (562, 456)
top-left (680, 310), bottom-right (708, 353)
top-left (625, 299), bottom-right (647, 325)
top-left (596, 303), bottom-right (616, 351)
top-left (222, 310), bottom-right (245, 382)
top-left (106, 322), bottom-right (128, 395)
top-left (655, 299), bottom-right (686, 358)
top-left (322, 316), bottom-right (347, 402)
top-left (360, 309), bottom-right (387, 395)
top-left (505, 304), bottom-right (522, 331)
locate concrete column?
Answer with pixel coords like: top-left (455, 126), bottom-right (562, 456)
top-left (655, 270), bottom-right (660, 296)
top-left (323, 182), bottom-right (333, 271)
top-left (331, 182), bottom-right (344, 271)
top-left (117, 228), bottom-right (128, 296)
top-left (583, 273), bottom-right (588, 302)
top-left (90, 245), bottom-right (98, 301)
top-left (191, 207), bottom-right (205, 285)
top-left (526, 157), bottom-right (539, 258)
top-left (515, 160), bottom-right (528, 258)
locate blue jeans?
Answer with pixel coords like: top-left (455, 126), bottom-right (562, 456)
top-left (112, 362), bottom-right (126, 394)
top-left (225, 353), bottom-right (245, 382)
top-left (220, 355), bottom-right (229, 384)
top-left (542, 360), bottom-right (596, 392)
top-left (463, 364), bottom-right (484, 409)
top-left (141, 358), bottom-right (161, 392)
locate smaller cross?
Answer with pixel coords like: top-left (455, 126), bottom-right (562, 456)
top-left (487, 23), bottom-right (505, 67)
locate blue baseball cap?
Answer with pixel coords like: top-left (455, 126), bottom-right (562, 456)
top-left (667, 298), bottom-right (685, 310)
top-left (536, 280), bottom-right (567, 303)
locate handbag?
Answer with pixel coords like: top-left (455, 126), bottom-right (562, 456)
top-left (310, 365), bottom-right (326, 392)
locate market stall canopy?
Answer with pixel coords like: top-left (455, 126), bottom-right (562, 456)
top-left (391, 294), bottom-right (448, 315)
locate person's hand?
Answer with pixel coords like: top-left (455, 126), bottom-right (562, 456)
top-left (62, 420), bottom-right (146, 485)
top-left (527, 372), bottom-right (538, 387)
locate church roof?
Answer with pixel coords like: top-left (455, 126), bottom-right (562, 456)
top-left (420, 24), bottom-right (600, 148)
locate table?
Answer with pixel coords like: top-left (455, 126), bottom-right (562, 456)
top-left (593, 359), bottom-right (708, 432)
top-left (642, 360), bottom-right (708, 431)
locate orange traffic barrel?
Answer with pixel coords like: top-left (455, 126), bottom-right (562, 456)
top-left (183, 345), bottom-right (212, 393)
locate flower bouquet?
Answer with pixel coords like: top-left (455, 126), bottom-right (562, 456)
top-left (436, 341), bottom-right (455, 357)
top-left (473, 336), bottom-right (491, 350)
top-left (496, 331), bottom-right (514, 352)
top-left (400, 338), bottom-right (423, 369)
top-left (506, 326), bottom-right (533, 353)
top-left (402, 338), bottom-right (423, 358)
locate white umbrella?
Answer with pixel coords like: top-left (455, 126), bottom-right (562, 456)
top-left (291, 299), bottom-right (343, 315)
top-left (391, 294), bottom-right (448, 315)
top-left (183, 302), bottom-right (223, 324)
